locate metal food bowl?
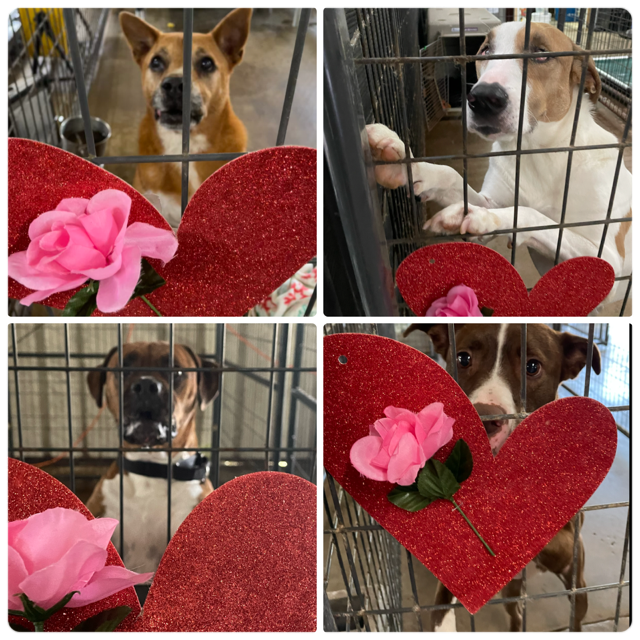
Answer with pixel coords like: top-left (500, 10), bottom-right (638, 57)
top-left (60, 116), bottom-right (111, 158)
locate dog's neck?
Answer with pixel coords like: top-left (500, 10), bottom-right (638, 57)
top-left (124, 449), bottom-right (192, 464)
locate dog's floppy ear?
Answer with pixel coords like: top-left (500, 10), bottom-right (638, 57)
top-left (404, 324), bottom-right (451, 359)
top-left (560, 332), bottom-right (602, 381)
top-left (120, 12), bottom-right (161, 65)
top-left (182, 346), bottom-right (221, 410)
top-left (571, 43), bottom-right (601, 104)
top-left (87, 347), bottom-right (118, 408)
top-left (212, 8), bottom-right (252, 68)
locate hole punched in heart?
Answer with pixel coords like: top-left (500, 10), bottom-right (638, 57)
top-left (429, 258), bottom-right (436, 264)
top-left (338, 355), bottom-right (348, 364)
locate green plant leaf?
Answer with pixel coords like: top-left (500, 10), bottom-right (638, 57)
top-left (444, 439), bottom-right (474, 484)
top-left (387, 485), bottom-right (435, 512)
top-left (62, 281), bottom-right (97, 317)
top-left (417, 459), bottom-right (461, 501)
top-left (71, 606), bottom-right (132, 632)
top-left (480, 306), bottom-right (494, 317)
top-left (131, 258), bottom-right (165, 299)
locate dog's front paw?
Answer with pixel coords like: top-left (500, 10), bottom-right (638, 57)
top-left (460, 205), bottom-right (502, 237)
top-left (366, 123), bottom-right (408, 189)
top-left (423, 202), bottom-right (466, 235)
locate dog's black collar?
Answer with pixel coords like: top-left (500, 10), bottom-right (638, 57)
top-left (122, 453), bottom-right (210, 483)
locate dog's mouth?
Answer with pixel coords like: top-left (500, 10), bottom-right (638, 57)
top-left (123, 417), bottom-right (177, 448)
top-left (155, 108), bottom-right (203, 129)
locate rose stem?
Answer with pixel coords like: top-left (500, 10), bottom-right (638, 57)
top-left (140, 296), bottom-right (162, 316)
top-left (33, 621), bottom-right (44, 632)
top-left (449, 498), bottom-right (495, 557)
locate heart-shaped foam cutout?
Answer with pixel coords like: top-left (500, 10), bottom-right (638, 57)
top-left (324, 334), bottom-right (617, 613)
top-left (8, 458), bottom-right (141, 631)
top-left (9, 139), bottom-right (316, 316)
top-left (396, 243), bottom-right (615, 316)
top-left (139, 472), bottom-right (316, 631)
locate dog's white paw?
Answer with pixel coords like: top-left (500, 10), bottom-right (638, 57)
top-left (423, 202), bottom-right (466, 234)
top-left (366, 123), bottom-right (408, 189)
top-left (460, 205), bottom-right (502, 237)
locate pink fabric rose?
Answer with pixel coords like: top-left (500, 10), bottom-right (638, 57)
top-left (425, 284), bottom-right (483, 317)
top-left (8, 189), bottom-right (177, 313)
top-left (350, 403), bottom-right (455, 486)
top-left (8, 507), bottom-right (153, 611)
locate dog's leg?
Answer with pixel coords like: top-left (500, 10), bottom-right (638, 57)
top-left (366, 124), bottom-right (493, 208)
top-left (558, 534), bottom-right (588, 631)
top-left (431, 582), bottom-right (458, 631)
top-left (424, 202), bottom-right (624, 276)
top-left (501, 577), bottom-right (524, 632)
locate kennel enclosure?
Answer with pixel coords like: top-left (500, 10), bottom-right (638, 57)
top-left (324, 8), bottom-right (632, 317)
top-left (323, 323), bottom-right (629, 631)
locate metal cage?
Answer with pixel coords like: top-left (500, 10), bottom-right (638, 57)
top-left (323, 323), bottom-right (629, 632)
top-left (8, 323), bottom-right (317, 576)
top-left (324, 8), bottom-right (632, 317)
top-left (8, 7), bottom-right (317, 317)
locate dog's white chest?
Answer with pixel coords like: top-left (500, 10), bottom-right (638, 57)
top-left (101, 471), bottom-right (203, 573)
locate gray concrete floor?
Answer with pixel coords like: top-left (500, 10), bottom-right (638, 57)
top-left (420, 105), bottom-right (632, 317)
top-left (88, 8), bottom-right (316, 186)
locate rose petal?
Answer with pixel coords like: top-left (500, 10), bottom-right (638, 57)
top-left (8, 547), bottom-right (28, 610)
top-left (386, 432), bottom-right (422, 485)
top-left (27, 210), bottom-right (80, 241)
top-left (96, 244), bottom-right (142, 313)
top-left (124, 222), bottom-right (178, 264)
top-left (56, 198), bottom-right (90, 215)
top-left (8, 252), bottom-right (84, 291)
top-left (68, 565), bottom-right (153, 608)
top-left (350, 436), bottom-right (388, 481)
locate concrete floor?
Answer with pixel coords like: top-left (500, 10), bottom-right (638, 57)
top-left (325, 324), bottom-right (629, 632)
top-left (88, 8), bottom-right (317, 186)
top-left (419, 104), bottom-right (632, 317)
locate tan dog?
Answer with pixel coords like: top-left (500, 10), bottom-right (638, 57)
top-left (120, 9), bottom-right (252, 226)
top-left (86, 342), bottom-right (220, 573)
top-left (405, 324), bottom-right (600, 631)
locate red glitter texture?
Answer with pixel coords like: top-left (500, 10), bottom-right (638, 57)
top-left (9, 139), bottom-right (316, 316)
top-left (140, 472), bottom-right (317, 632)
top-left (396, 243), bottom-right (615, 317)
top-left (323, 334), bottom-right (617, 614)
top-left (8, 458), bottom-right (141, 631)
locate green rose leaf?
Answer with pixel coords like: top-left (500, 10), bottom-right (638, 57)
top-left (71, 606), bottom-right (132, 632)
top-left (417, 459), bottom-right (461, 501)
top-left (62, 281), bottom-right (98, 317)
top-left (480, 306), bottom-right (494, 316)
top-left (444, 439), bottom-right (473, 484)
top-left (387, 485), bottom-right (435, 512)
top-left (131, 258), bottom-right (166, 299)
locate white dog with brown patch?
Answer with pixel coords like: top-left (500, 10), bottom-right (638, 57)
top-left (367, 22), bottom-right (631, 303)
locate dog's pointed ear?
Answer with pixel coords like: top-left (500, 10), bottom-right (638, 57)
top-left (571, 43), bottom-right (601, 103)
top-left (120, 11), bottom-right (161, 65)
top-left (560, 332), bottom-right (602, 381)
top-left (404, 324), bottom-right (451, 359)
top-left (212, 8), bottom-right (252, 68)
top-left (183, 346), bottom-right (221, 410)
top-left (87, 347), bottom-right (118, 408)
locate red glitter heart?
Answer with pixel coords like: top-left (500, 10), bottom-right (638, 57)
top-left (8, 139), bottom-right (316, 316)
top-left (139, 472), bottom-right (316, 631)
top-left (8, 458), bottom-right (141, 631)
top-left (324, 334), bottom-right (617, 614)
top-left (396, 243), bottom-right (615, 316)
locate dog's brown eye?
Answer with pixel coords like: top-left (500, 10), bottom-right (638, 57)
top-left (457, 352), bottom-right (472, 368)
top-left (526, 359), bottom-right (542, 376)
top-left (198, 57), bottom-right (216, 73)
top-left (149, 56), bottom-right (165, 72)
top-left (532, 48), bottom-right (550, 63)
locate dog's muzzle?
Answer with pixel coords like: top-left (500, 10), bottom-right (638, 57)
top-left (467, 82), bottom-right (510, 138)
top-left (154, 76), bottom-right (203, 129)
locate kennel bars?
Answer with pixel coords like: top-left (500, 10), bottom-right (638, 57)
top-left (9, 8), bottom-right (316, 317)
top-left (324, 9), bottom-right (632, 317)
top-left (8, 323), bottom-right (317, 565)
top-left (323, 323), bottom-right (629, 632)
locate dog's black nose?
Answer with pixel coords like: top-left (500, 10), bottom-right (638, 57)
top-left (467, 83), bottom-right (509, 117)
top-left (132, 377), bottom-right (162, 399)
top-left (161, 76), bottom-right (183, 99)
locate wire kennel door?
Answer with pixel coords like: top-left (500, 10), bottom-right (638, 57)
top-left (323, 323), bottom-right (629, 632)
top-left (324, 8), bottom-right (632, 317)
top-left (8, 323), bottom-right (317, 563)
top-left (8, 8), bottom-right (317, 317)
top-left (8, 8), bottom-right (109, 146)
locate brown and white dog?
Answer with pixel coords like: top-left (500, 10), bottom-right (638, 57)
top-left (86, 342), bottom-right (220, 573)
top-left (404, 323), bottom-right (601, 631)
top-left (368, 22), bottom-right (632, 305)
top-left (120, 9), bottom-right (252, 227)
